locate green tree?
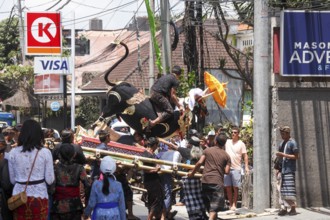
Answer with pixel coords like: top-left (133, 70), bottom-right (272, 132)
top-left (75, 97), bottom-right (100, 127)
top-left (0, 17), bottom-right (20, 65)
top-left (269, 0), bottom-right (330, 9)
top-left (177, 71), bottom-right (196, 98)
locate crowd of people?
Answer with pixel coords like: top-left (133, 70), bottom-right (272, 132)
top-left (0, 118), bottom-right (299, 220)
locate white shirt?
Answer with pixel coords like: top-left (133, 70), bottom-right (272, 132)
top-left (225, 139), bottom-right (247, 170)
top-left (160, 150), bottom-right (182, 170)
top-left (8, 146), bottom-right (54, 199)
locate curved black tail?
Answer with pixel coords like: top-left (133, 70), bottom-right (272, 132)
top-left (170, 20), bottom-right (179, 51)
top-left (104, 42), bottom-right (129, 86)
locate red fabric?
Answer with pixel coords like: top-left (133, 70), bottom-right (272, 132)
top-left (14, 197), bottom-right (48, 220)
top-left (54, 186), bottom-right (80, 200)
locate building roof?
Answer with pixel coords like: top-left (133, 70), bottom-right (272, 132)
top-left (81, 21), bottom-right (250, 91)
top-left (74, 30), bottom-right (151, 88)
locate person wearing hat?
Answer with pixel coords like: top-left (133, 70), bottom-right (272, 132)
top-left (206, 130), bottom-right (216, 148)
top-left (51, 143), bottom-right (90, 219)
top-left (148, 66), bottom-right (184, 129)
top-left (189, 133), bottom-right (231, 220)
top-left (84, 156), bottom-right (126, 220)
top-left (276, 126), bottom-right (299, 216)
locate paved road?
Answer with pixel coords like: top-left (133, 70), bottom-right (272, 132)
top-left (132, 193), bottom-right (189, 220)
top-left (132, 193), bottom-right (330, 220)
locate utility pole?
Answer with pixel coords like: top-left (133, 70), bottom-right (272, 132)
top-left (253, 0), bottom-right (271, 212)
top-left (17, 0), bottom-right (25, 64)
top-left (148, 0), bottom-right (155, 91)
top-left (160, 0), bottom-right (171, 74)
top-left (196, 0), bottom-right (204, 89)
top-left (70, 12), bottom-right (76, 130)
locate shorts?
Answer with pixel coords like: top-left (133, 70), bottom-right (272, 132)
top-left (201, 184), bottom-right (225, 212)
top-left (224, 169), bottom-right (241, 187)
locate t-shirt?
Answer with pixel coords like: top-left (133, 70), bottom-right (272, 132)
top-left (151, 74), bottom-right (179, 97)
top-left (202, 147), bottom-right (231, 186)
top-left (225, 139), bottom-right (247, 170)
top-left (160, 150), bottom-right (182, 170)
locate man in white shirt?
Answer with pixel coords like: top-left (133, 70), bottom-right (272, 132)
top-left (224, 126), bottom-right (249, 210)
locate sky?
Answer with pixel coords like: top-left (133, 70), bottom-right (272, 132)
top-left (0, 0), bottom-right (185, 30)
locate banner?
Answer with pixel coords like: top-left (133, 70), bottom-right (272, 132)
top-left (281, 10), bottom-right (330, 76)
top-left (34, 74), bottom-right (63, 94)
top-left (145, 0), bottom-right (163, 74)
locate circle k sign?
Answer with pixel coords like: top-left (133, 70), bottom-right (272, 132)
top-left (25, 12), bottom-right (62, 55)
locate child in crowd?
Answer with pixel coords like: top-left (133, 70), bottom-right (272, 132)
top-left (84, 156), bottom-right (126, 220)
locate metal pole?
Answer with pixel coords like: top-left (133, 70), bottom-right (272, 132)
top-left (63, 76), bottom-right (67, 129)
top-left (148, 0), bottom-right (155, 91)
top-left (253, 0), bottom-right (271, 212)
top-left (17, 0), bottom-right (25, 64)
top-left (160, 0), bottom-right (171, 74)
top-left (71, 12), bottom-right (76, 130)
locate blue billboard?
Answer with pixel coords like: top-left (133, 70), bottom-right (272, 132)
top-left (281, 10), bottom-right (330, 76)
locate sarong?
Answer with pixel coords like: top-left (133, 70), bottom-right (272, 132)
top-left (281, 172), bottom-right (296, 201)
top-left (144, 179), bottom-right (164, 214)
top-left (202, 183), bottom-right (225, 212)
top-left (14, 197), bottom-right (48, 220)
top-left (183, 177), bottom-right (207, 220)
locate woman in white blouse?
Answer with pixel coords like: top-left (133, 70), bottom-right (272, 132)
top-left (8, 119), bottom-right (54, 220)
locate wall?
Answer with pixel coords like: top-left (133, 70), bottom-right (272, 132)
top-left (272, 81), bottom-right (330, 207)
top-left (205, 69), bottom-right (244, 126)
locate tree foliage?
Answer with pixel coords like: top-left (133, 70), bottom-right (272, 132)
top-left (75, 96), bottom-right (100, 127)
top-left (204, 2), bottom-right (254, 90)
top-left (0, 17), bottom-right (20, 65)
top-left (177, 71), bottom-right (197, 98)
top-left (269, 0), bottom-right (330, 9)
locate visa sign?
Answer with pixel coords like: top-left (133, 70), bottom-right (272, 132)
top-left (34, 57), bottom-right (73, 75)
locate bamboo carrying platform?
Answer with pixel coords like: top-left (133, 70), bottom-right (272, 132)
top-left (81, 141), bottom-right (202, 177)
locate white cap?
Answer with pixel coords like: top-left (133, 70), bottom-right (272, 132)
top-left (100, 156), bottom-right (116, 175)
top-left (208, 130), bottom-right (215, 136)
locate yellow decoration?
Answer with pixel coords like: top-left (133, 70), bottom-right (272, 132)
top-left (204, 71), bottom-right (228, 108)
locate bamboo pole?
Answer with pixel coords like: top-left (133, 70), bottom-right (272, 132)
top-left (82, 146), bottom-right (196, 170)
top-left (130, 185), bottom-right (147, 192)
top-left (83, 151), bottom-right (202, 178)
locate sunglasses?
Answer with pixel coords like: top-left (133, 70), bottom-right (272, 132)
top-left (232, 131), bottom-right (239, 134)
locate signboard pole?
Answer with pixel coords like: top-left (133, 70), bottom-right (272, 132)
top-left (63, 76), bottom-right (67, 128)
top-left (71, 12), bottom-right (76, 130)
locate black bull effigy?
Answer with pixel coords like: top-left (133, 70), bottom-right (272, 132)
top-left (93, 42), bottom-right (210, 138)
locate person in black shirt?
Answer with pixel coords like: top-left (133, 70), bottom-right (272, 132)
top-left (52, 128), bottom-right (87, 165)
top-left (142, 137), bottom-right (166, 220)
top-left (149, 66), bottom-right (183, 128)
